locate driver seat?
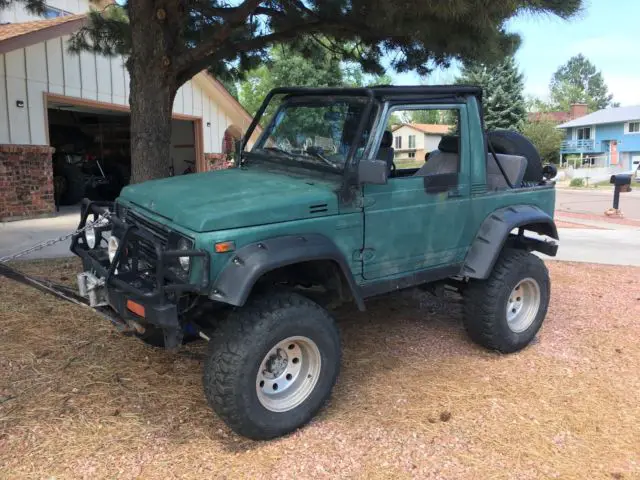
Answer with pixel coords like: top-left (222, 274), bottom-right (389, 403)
top-left (377, 130), bottom-right (395, 175)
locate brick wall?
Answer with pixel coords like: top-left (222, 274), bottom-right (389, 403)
top-left (0, 144), bottom-right (55, 221)
top-left (204, 153), bottom-right (234, 171)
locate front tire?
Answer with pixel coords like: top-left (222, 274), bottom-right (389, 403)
top-left (203, 291), bottom-right (341, 440)
top-left (463, 249), bottom-right (550, 353)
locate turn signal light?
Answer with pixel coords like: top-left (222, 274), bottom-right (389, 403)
top-left (126, 300), bottom-right (145, 318)
top-left (214, 241), bottom-right (235, 253)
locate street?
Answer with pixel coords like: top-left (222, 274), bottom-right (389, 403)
top-left (556, 187), bottom-right (640, 220)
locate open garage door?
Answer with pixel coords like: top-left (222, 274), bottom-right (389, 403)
top-left (46, 95), bottom-right (200, 205)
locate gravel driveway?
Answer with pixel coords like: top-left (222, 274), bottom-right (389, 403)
top-left (1, 259), bottom-right (639, 479)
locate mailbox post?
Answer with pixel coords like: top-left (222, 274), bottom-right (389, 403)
top-left (607, 173), bottom-right (632, 216)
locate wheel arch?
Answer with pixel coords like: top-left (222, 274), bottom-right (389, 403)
top-left (463, 205), bottom-right (559, 279)
top-left (209, 234), bottom-right (365, 311)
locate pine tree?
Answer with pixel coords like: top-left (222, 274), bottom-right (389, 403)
top-left (459, 57), bottom-right (526, 131)
top-left (1, 1), bottom-right (582, 182)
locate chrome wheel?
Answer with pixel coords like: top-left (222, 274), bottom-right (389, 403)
top-left (256, 336), bottom-right (321, 412)
top-left (506, 277), bottom-right (541, 333)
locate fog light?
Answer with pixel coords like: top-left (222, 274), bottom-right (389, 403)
top-left (177, 237), bottom-right (191, 271)
top-left (108, 236), bottom-right (119, 263)
top-left (85, 226), bottom-right (97, 249)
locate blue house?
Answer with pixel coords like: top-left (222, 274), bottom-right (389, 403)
top-left (558, 105), bottom-right (640, 172)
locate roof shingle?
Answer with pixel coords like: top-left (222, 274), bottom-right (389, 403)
top-left (558, 105), bottom-right (640, 129)
top-left (0, 14), bottom-right (86, 43)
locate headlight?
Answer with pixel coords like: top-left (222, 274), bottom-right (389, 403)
top-left (108, 236), bottom-right (119, 263)
top-left (177, 237), bottom-right (191, 271)
top-left (85, 226), bottom-right (97, 249)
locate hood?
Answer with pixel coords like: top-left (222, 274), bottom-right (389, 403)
top-left (118, 168), bottom-right (340, 232)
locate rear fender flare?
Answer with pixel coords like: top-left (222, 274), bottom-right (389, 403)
top-left (463, 205), bottom-right (558, 279)
top-left (210, 234), bottom-right (365, 311)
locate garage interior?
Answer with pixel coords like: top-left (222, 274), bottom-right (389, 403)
top-left (47, 98), bottom-right (197, 205)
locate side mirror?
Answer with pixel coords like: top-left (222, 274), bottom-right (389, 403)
top-left (542, 164), bottom-right (558, 181)
top-left (358, 159), bottom-right (388, 185)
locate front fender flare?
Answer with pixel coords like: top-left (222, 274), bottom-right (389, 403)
top-left (463, 205), bottom-right (559, 279)
top-left (210, 234), bottom-right (365, 311)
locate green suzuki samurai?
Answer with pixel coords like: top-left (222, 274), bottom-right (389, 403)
top-left (72, 85), bottom-right (559, 440)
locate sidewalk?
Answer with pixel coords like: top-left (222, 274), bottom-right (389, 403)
top-left (0, 206), bottom-right (81, 260)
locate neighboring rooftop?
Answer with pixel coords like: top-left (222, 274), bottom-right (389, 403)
top-left (393, 123), bottom-right (452, 135)
top-left (558, 105), bottom-right (640, 129)
top-left (0, 14), bottom-right (87, 53)
top-left (528, 111), bottom-right (571, 123)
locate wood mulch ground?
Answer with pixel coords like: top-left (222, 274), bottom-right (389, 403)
top-left (1, 259), bottom-right (639, 479)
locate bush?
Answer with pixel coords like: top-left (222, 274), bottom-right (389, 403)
top-left (570, 178), bottom-right (585, 187)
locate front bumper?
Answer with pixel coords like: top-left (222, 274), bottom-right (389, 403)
top-left (71, 200), bottom-right (210, 340)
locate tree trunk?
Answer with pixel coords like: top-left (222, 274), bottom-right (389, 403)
top-left (128, 0), bottom-right (179, 184)
top-left (129, 66), bottom-right (176, 183)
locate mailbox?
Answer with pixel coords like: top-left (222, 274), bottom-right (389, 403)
top-left (610, 173), bottom-right (632, 186)
top-left (609, 173), bottom-right (632, 210)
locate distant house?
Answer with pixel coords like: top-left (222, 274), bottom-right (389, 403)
top-left (557, 105), bottom-right (640, 171)
top-left (391, 123), bottom-right (451, 162)
top-left (527, 103), bottom-right (588, 124)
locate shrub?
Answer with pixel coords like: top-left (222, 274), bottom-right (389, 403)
top-left (570, 178), bottom-right (585, 187)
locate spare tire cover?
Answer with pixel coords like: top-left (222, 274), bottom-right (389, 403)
top-left (488, 130), bottom-right (543, 184)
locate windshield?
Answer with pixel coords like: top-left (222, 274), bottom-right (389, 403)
top-left (250, 97), bottom-right (371, 171)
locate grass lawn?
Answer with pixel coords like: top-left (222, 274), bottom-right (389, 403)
top-left (1, 259), bottom-right (639, 479)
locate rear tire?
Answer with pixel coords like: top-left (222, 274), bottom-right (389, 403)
top-left (462, 249), bottom-right (550, 353)
top-left (203, 291), bottom-right (341, 440)
top-left (488, 130), bottom-right (543, 184)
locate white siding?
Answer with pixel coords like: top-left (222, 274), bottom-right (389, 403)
top-left (46, 38), bottom-right (65, 95)
top-left (202, 96), bottom-right (212, 152)
top-left (25, 43), bottom-right (48, 144)
top-left (61, 35), bottom-right (81, 98)
top-left (95, 54), bottom-right (112, 103)
top-left (80, 50), bottom-right (97, 100)
top-left (0, 55), bottom-right (9, 143)
top-left (110, 56), bottom-right (126, 106)
top-left (1, 36), bottom-right (247, 151)
top-left (4, 49), bottom-right (30, 144)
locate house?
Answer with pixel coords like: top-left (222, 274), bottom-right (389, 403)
top-left (527, 103), bottom-right (588, 124)
top-left (0, 1), bottom-right (253, 220)
top-left (391, 123), bottom-right (452, 162)
top-left (557, 105), bottom-right (640, 171)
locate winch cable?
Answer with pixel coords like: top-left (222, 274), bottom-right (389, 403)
top-left (0, 262), bottom-right (129, 331)
top-left (0, 211), bottom-right (129, 330)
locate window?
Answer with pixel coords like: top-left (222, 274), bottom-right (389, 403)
top-left (251, 96), bottom-right (372, 171)
top-left (43, 5), bottom-right (71, 18)
top-left (382, 107), bottom-right (458, 176)
top-left (576, 127), bottom-right (592, 140)
top-left (626, 121), bottom-right (640, 134)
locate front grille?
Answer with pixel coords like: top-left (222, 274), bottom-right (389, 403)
top-left (124, 209), bottom-right (170, 267)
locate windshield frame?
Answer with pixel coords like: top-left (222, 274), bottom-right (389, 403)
top-left (242, 88), bottom-right (376, 175)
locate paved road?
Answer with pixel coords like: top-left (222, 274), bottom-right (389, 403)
top-left (556, 187), bottom-right (640, 220)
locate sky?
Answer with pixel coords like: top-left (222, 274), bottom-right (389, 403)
top-left (391, 0), bottom-right (640, 107)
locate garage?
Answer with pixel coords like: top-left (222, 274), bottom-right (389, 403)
top-left (0, 14), bottom-right (253, 221)
top-left (46, 96), bottom-right (200, 205)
